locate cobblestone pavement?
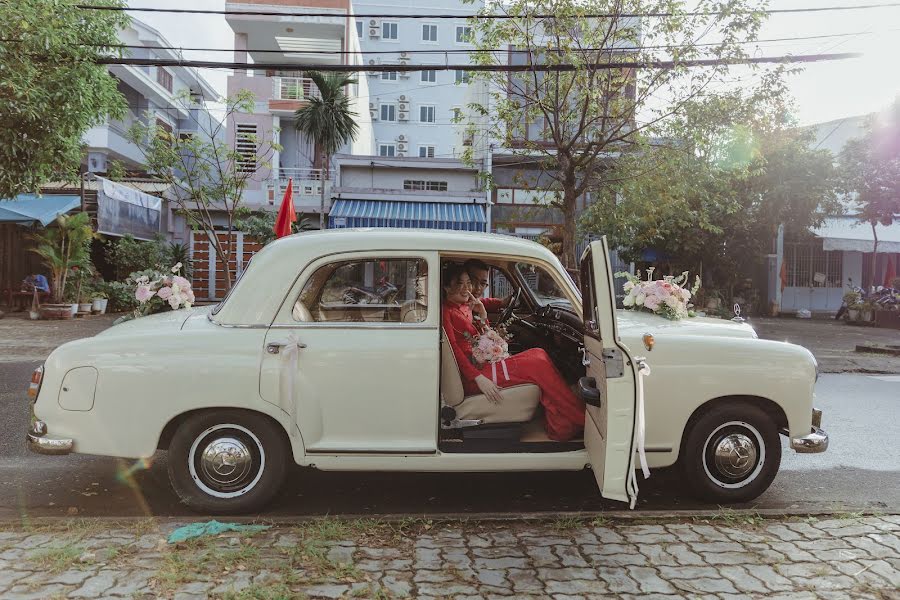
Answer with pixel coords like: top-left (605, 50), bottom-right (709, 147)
top-left (0, 515), bottom-right (897, 599)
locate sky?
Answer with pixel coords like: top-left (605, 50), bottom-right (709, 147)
top-left (130, 0), bottom-right (900, 126)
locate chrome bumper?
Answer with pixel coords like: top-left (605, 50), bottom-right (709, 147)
top-left (26, 420), bottom-right (73, 455)
top-left (790, 408), bottom-right (828, 454)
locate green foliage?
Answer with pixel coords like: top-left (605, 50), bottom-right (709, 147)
top-left (105, 234), bottom-right (168, 281)
top-left (28, 212), bottom-right (96, 303)
top-left (462, 0), bottom-right (769, 267)
top-left (105, 234), bottom-right (193, 281)
top-left (580, 83), bottom-right (841, 294)
top-left (838, 100), bottom-right (900, 284)
top-left (98, 280), bottom-right (138, 313)
top-left (295, 72), bottom-right (360, 228)
top-left (127, 90), bottom-right (278, 288)
top-left (294, 72), bottom-right (360, 159)
top-left (0, 0), bottom-right (130, 197)
top-left (235, 211), bottom-right (315, 246)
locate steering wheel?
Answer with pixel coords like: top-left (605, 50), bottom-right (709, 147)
top-left (498, 286), bottom-right (523, 325)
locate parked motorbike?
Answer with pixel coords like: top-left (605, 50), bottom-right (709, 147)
top-left (341, 278), bottom-right (400, 305)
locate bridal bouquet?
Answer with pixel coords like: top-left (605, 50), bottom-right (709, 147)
top-left (466, 327), bottom-right (511, 366)
top-left (616, 268), bottom-right (701, 321)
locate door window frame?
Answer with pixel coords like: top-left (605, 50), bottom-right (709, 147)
top-left (272, 250), bottom-right (439, 329)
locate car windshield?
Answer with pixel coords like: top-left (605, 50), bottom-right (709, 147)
top-left (515, 262), bottom-right (570, 307)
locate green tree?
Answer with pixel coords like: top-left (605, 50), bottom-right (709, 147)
top-left (235, 211), bottom-right (315, 247)
top-left (0, 0), bottom-right (129, 197)
top-left (838, 100), bottom-right (900, 287)
top-left (294, 72), bottom-right (360, 229)
top-left (581, 84), bottom-right (841, 296)
top-left (29, 212), bottom-right (96, 303)
top-left (463, 0), bottom-right (769, 267)
top-left (128, 90), bottom-right (280, 289)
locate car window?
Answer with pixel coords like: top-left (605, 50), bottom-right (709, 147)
top-left (515, 262), bottom-right (569, 307)
top-left (293, 258), bottom-right (428, 323)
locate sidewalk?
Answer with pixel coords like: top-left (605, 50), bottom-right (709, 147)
top-left (752, 317), bottom-right (900, 374)
top-left (0, 515), bottom-right (897, 599)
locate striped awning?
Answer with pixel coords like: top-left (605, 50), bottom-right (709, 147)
top-left (328, 200), bottom-right (486, 232)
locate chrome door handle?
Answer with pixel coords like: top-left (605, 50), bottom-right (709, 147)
top-left (266, 341), bottom-right (307, 354)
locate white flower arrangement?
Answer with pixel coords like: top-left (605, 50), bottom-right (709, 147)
top-left (615, 268), bottom-right (701, 320)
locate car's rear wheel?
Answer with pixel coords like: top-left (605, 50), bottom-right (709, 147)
top-left (681, 402), bottom-right (781, 504)
top-left (167, 410), bottom-right (289, 514)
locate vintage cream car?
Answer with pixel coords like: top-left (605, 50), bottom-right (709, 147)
top-left (27, 230), bottom-right (828, 513)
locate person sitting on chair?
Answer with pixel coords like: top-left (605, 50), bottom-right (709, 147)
top-left (464, 258), bottom-right (511, 315)
top-left (442, 263), bottom-right (585, 441)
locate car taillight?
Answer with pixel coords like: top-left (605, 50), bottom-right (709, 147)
top-left (28, 366), bottom-right (43, 401)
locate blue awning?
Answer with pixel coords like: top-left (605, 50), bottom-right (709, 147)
top-left (0, 194), bottom-right (81, 227)
top-left (329, 199), bottom-right (487, 232)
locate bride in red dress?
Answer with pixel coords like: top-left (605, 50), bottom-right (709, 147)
top-left (441, 263), bottom-right (585, 442)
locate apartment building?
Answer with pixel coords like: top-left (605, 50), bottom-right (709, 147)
top-left (82, 18), bottom-right (220, 174)
top-left (354, 0), bottom-right (486, 161)
top-left (224, 0), bottom-right (374, 214)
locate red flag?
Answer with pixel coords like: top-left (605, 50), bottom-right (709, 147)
top-left (273, 178), bottom-right (296, 239)
top-left (779, 260), bottom-right (788, 293)
top-left (884, 256), bottom-right (897, 288)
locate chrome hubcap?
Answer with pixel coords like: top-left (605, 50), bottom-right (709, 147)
top-left (200, 437), bottom-right (252, 488)
top-left (188, 424), bottom-right (266, 499)
top-left (713, 433), bottom-right (758, 479)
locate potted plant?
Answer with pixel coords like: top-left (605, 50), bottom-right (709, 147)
top-left (858, 299), bottom-right (877, 323)
top-left (29, 212), bottom-right (95, 320)
top-left (91, 289), bottom-right (109, 314)
top-left (843, 290), bottom-right (862, 321)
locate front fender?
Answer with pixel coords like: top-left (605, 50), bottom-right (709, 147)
top-left (631, 334), bottom-right (816, 464)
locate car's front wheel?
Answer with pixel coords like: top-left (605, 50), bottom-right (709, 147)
top-left (167, 410), bottom-right (289, 514)
top-left (681, 402), bottom-right (781, 504)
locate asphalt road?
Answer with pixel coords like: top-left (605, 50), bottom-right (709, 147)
top-left (2, 352), bottom-right (897, 517)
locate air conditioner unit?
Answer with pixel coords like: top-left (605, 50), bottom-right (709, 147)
top-left (369, 102), bottom-right (375, 109)
top-left (397, 134), bottom-right (406, 141)
top-left (398, 143), bottom-right (407, 151)
top-left (370, 109), bottom-right (378, 121)
top-left (398, 102), bottom-right (408, 111)
top-left (398, 111), bottom-right (409, 121)
top-left (369, 19), bottom-right (378, 26)
top-left (400, 51), bottom-right (409, 58)
top-left (399, 95), bottom-right (407, 101)
top-left (369, 27), bottom-right (380, 38)
top-left (398, 151), bottom-right (407, 157)
top-left (399, 72), bottom-right (410, 79)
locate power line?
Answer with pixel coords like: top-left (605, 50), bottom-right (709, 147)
top-left (7, 29), bottom-right (893, 57)
top-left (75, 2), bottom-right (900, 19)
top-left (90, 52), bottom-right (861, 72)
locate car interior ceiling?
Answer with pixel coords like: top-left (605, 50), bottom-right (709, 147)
top-left (438, 257), bottom-right (587, 454)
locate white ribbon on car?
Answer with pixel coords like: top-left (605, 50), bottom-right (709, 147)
top-left (628, 357), bottom-right (652, 509)
top-left (278, 333), bottom-right (305, 417)
top-left (490, 359), bottom-right (510, 385)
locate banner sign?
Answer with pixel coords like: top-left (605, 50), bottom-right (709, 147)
top-left (96, 177), bottom-right (162, 241)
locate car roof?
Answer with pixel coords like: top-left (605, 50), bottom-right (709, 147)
top-left (212, 228), bottom-right (571, 325)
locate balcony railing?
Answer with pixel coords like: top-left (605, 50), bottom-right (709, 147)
top-left (272, 77), bottom-right (321, 101)
top-left (267, 168), bottom-right (334, 208)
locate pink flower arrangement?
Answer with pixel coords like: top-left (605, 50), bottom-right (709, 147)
top-left (617, 268), bottom-right (701, 320)
top-left (129, 265), bottom-right (195, 317)
top-left (469, 327), bottom-right (511, 366)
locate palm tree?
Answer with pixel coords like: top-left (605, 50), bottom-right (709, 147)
top-left (294, 72), bottom-right (360, 229)
top-left (29, 212), bottom-right (95, 304)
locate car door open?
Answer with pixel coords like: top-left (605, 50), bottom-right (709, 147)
top-left (580, 238), bottom-right (637, 506)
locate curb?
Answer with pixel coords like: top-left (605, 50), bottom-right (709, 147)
top-left (1, 508), bottom-right (895, 529)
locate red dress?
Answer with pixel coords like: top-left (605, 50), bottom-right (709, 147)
top-left (442, 301), bottom-right (585, 441)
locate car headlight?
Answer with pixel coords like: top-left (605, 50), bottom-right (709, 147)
top-left (28, 365), bottom-right (43, 402)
